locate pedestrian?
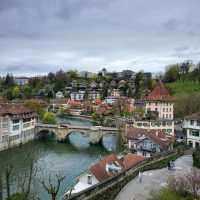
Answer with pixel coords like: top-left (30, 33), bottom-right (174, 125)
top-left (138, 171), bottom-right (142, 183)
top-left (167, 161), bottom-right (171, 170)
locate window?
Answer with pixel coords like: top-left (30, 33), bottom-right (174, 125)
top-left (13, 124), bottom-right (20, 131)
top-left (190, 120), bottom-right (194, 125)
top-left (191, 130), bottom-right (199, 137)
top-left (197, 121), bottom-right (200, 126)
top-left (163, 108), bottom-right (165, 112)
top-left (13, 119), bottom-right (19, 124)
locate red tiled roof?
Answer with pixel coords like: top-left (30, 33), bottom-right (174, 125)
top-left (126, 127), bottom-right (174, 149)
top-left (123, 153), bottom-right (145, 170)
top-left (144, 81), bottom-right (174, 101)
top-left (185, 112), bottom-right (200, 120)
top-left (89, 154), bottom-right (123, 182)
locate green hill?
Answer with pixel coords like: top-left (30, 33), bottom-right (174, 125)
top-left (165, 80), bottom-right (200, 96)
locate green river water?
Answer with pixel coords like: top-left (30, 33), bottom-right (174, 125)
top-left (0, 117), bottom-right (119, 200)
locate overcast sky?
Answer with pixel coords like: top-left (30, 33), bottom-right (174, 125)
top-left (0, 0), bottom-right (199, 76)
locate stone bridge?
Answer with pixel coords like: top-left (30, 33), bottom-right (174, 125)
top-left (36, 123), bottom-right (118, 145)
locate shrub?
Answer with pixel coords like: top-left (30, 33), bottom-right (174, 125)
top-left (42, 112), bottom-right (56, 124)
top-left (193, 148), bottom-right (200, 168)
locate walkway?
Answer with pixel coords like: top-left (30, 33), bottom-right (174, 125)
top-left (115, 155), bottom-right (193, 200)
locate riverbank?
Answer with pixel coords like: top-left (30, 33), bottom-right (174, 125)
top-left (115, 154), bottom-right (193, 200)
top-left (0, 117), bottom-right (119, 200)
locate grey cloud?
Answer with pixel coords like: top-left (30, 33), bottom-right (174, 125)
top-left (0, 0), bottom-right (199, 76)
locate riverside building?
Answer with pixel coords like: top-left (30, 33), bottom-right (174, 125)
top-left (0, 103), bottom-right (37, 151)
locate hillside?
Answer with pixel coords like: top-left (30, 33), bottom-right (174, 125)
top-left (165, 80), bottom-right (200, 96)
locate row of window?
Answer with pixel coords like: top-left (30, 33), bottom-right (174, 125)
top-left (189, 130), bottom-right (200, 137)
top-left (190, 120), bottom-right (200, 126)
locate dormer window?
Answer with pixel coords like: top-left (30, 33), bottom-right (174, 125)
top-left (87, 174), bottom-right (92, 185)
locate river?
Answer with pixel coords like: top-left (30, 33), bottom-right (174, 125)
top-left (0, 117), bottom-right (120, 200)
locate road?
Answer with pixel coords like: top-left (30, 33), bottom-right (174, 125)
top-left (115, 155), bottom-right (193, 200)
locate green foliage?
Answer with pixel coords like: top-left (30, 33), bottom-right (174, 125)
top-left (24, 100), bottom-right (45, 119)
top-left (193, 148), bottom-right (200, 168)
top-left (6, 193), bottom-right (37, 200)
top-left (150, 188), bottom-right (193, 200)
top-left (174, 93), bottom-right (200, 118)
top-left (164, 64), bottom-right (180, 82)
top-left (42, 112), bottom-right (56, 124)
top-left (166, 80), bottom-right (200, 96)
top-left (12, 86), bottom-right (20, 98)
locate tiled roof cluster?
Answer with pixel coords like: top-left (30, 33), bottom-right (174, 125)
top-left (89, 153), bottom-right (144, 182)
top-left (144, 81), bottom-right (174, 101)
top-left (126, 127), bottom-right (174, 149)
top-left (0, 103), bottom-right (36, 119)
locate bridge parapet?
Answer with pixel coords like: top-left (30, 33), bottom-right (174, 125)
top-left (36, 123), bottom-right (119, 144)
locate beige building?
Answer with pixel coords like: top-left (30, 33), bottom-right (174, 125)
top-left (132, 81), bottom-right (175, 135)
top-left (144, 81), bottom-right (174, 120)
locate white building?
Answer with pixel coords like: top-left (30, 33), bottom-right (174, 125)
top-left (56, 91), bottom-right (64, 99)
top-left (0, 104), bottom-right (37, 151)
top-left (14, 77), bottom-right (29, 86)
top-left (88, 91), bottom-right (101, 101)
top-left (132, 119), bottom-right (174, 135)
top-left (70, 91), bottom-right (85, 101)
top-left (105, 96), bottom-right (119, 105)
top-left (183, 112), bottom-right (200, 148)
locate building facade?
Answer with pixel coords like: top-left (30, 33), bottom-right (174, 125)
top-left (142, 81), bottom-right (175, 135)
top-left (126, 128), bottom-right (174, 157)
top-left (0, 104), bottom-right (37, 151)
top-left (183, 112), bottom-right (200, 148)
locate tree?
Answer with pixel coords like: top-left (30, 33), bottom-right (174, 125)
top-left (164, 64), bottom-right (180, 82)
top-left (3, 74), bottom-right (15, 88)
top-left (12, 86), bottom-right (20, 99)
top-left (42, 112), bottom-right (56, 124)
top-left (23, 85), bottom-right (32, 99)
top-left (193, 147), bottom-right (200, 168)
top-left (135, 71), bottom-right (145, 98)
top-left (24, 99), bottom-right (46, 119)
top-left (5, 164), bottom-right (13, 199)
top-left (40, 174), bottom-right (65, 200)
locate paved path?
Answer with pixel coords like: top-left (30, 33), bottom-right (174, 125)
top-left (115, 155), bottom-right (193, 200)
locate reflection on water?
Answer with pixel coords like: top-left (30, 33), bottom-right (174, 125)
top-left (0, 117), bottom-right (119, 200)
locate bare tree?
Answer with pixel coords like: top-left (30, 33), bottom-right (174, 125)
top-left (5, 164), bottom-right (14, 199)
top-left (16, 149), bottom-right (40, 200)
top-left (186, 169), bottom-right (200, 198)
top-left (40, 174), bottom-right (65, 200)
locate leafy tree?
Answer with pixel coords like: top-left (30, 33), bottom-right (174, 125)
top-left (24, 100), bottom-right (45, 119)
top-left (42, 112), bottom-right (56, 124)
top-left (164, 64), bottom-right (180, 82)
top-left (12, 86), bottom-right (20, 99)
top-left (193, 147), bottom-right (200, 168)
top-left (135, 71), bottom-right (145, 98)
top-left (23, 85), bottom-right (32, 99)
